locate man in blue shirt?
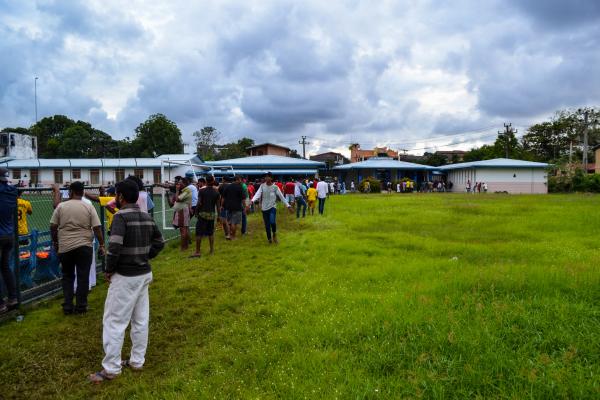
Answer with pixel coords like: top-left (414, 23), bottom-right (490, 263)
top-left (0, 168), bottom-right (18, 313)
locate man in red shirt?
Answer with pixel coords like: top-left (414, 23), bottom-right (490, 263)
top-left (284, 179), bottom-right (296, 208)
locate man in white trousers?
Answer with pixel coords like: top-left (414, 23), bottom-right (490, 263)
top-left (89, 179), bottom-right (164, 383)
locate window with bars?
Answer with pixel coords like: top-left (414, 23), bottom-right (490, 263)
top-left (115, 168), bottom-right (125, 182)
top-left (134, 169), bottom-right (144, 179)
top-left (54, 169), bottom-right (64, 184)
top-left (12, 169), bottom-right (21, 179)
top-left (72, 169), bottom-right (81, 180)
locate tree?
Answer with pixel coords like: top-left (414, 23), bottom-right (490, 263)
top-left (57, 126), bottom-right (92, 157)
top-left (214, 137), bottom-right (255, 160)
top-left (1, 127), bottom-right (30, 135)
top-left (422, 152), bottom-right (448, 166)
top-left (133, 114), bottom-right (184, 157)
top-left (193, 126), bottom-right (220, 160)
top-left (30, 115), bottom-right (76, 157)
top-left (289, 149), bottom-right (303, 159)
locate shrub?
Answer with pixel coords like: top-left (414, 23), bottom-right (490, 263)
top-left (358, 177), bottom-right (381, 193)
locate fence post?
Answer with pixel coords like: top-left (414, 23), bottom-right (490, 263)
top-left (13, 189), bottom-right (21, 305)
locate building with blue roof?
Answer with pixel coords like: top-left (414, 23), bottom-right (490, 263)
top-left (206, 155), bottom-right (325, 180)
top-left (333, 157), bottom-right (437, 185)
top-left (439, 158), bottom-right (550, 193)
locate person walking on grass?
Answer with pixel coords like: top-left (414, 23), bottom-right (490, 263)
top-left (50, 181), bottom-right (105, 315)
top-left (191, 175), bottom-right (220, 258)
top-left (306, 183), bottom-right (317, 215)
top-left (0, 168), bottom-right (18, 314)
top-left (251, 172), bottom-right (293, 244)
top-left (294, 178), bottom-right (308, 218)
top-left (222, 175), bottom-right (246, 240)
top-left (17, 190), bottom-right (33, 243)
top-left (316, 178), bottom-right (329, 215)
top-left (89, 179), bottom-right (164, 384)
top-left (168, 177), bottom-right (192, 251)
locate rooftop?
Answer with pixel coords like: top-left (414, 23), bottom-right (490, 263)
top-left (246, 142), bottom-right (291, 151)
top-left (438, 158), bottom-right (550, 170)
top-left (208, 155), bottom-right (324, 168)
top-left (333, 157), bottom-right (437, 170)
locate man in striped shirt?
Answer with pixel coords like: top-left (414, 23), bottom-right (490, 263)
top-left (89, 179), bottom-right (164, 383)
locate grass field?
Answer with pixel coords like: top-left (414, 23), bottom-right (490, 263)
top-left (1, 193), bottom-right (599, 399)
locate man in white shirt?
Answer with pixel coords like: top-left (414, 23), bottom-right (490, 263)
top-left (316, 178), bottom-right (329, 215)
top-left (251, 172), bottom-right (293, 244)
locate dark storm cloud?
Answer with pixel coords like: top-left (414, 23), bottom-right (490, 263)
top-left (2, 1), bottom-right (600, 155)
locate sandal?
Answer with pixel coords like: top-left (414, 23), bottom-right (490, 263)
top-left (121, 360), bottom-right (143, 371)
top-left (88, 370), bottom-right (117, 384)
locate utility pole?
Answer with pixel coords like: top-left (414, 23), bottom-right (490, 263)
top-left (299, 136), bottom-right (310, 159)
top-left (583, 110), bottom-right (589, 170)
top-left (34, 77), bottom-right (38, 123)
top-left (499, 123), bottom-right (513, 158)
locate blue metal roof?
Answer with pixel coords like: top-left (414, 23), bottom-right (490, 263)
top-left (210, 168), bottom-right (318, 176)
top-left (439, 158), bottom-right (549, 171)
top-left (333, 157), bottom-right (437, 171)
top-left (1, 158), bottom-right (179, 168)
top-left (208, 155), bottom-right (325, 168)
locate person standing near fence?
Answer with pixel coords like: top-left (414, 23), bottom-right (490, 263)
top-left (0, 168), bottom-right (18, 314)
top-left (89, 179), bottom-right (164, 383)
top-left (251, 172), bottom-right (293, 244)
top-left (50, 181), bottom-right (105, 315)
top-left (17, 190), bottom-right (33, 242)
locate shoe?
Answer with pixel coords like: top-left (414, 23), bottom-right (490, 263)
top-left (121, 360), bottom-right (143, 371)
top-left (74, 308), bottom-right (88, 315)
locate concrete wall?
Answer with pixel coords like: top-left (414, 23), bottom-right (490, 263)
top-left (0, 133), bottom-right (38, 159)
top-left (8, 166), bottom-right (184, 186)
top-left (447, 168), bottom-right (547, 194)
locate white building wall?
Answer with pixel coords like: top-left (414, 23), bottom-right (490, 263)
top-left (448, 168), bottom-right (547, 194)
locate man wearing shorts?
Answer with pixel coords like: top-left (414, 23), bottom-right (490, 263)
top-left (222, 175), bottom-right (245, 240)
top-left (191, 175), bottom-right (220, 257)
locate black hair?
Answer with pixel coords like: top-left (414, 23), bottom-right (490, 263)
top-left (116, 179), bottom-right (139, 204)
top-left (198, 177), bottom-right (207, 184)
top-left (126, 175), bottom-right (145, 191)
top-left (206, 175), bottom-right (215, 185)
top-left (69, 181), bottom-right (85, 196)
top-left (181, 177), bottom-right (190, 185)
top-left (234, 175), bottom-right (242, 181)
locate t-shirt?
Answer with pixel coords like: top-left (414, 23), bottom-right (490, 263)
top-left (223, 182), bottom-right (245, 212)
top-left (99, 196), bottom-right (118, 230)
top-left (17, 198), bottom-right (33, 235)
top-left (284, 182), bottom-right (296, 195)
top-left (306, 187), bottom-right (317, 201)
top-left (50, 199), bottom-right (101, 254)
top-left (316, 181), bottom-right (329, 199)
top-left (275, 182), bottom-right (284, 192)
top-left (197, 186), bottom-right (220, 219)
top-left (173, 186), bottom-right (192, 212)
top-left (252, 183), bottom-right (289, 211)
top-left (0, 183), bottom-right (17, 237)
top-left (188, 184), bottom-right (199, 207)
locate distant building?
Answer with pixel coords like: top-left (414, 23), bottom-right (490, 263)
top-left (208, 155), bottom-right (324, 180)
top-left (333, 157), bottom-right (436, 185)
top-left (434, 150), bottom-right (467, 163)
top-left (0, 131), bottom-right (38, 160)
top-left (246, 143), bottom-right (291, 157)
top-left (1, 154), bottom-right (201, 186)
top-left (349, 144), bottom-right (398, 163)
top-left (440, 158), bottom-right (549, 194)
top-left (310, 152), bottom-right (350, 169)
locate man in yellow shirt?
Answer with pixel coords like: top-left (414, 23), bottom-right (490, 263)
top-left (17, 191), bottom-right (33, 237)
top-left (85, 187), bottom-right (117, 233)
top-left (306, 184), bottom-right (318, 215)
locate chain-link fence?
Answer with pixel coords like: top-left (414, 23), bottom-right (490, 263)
top-left (1, 185), bottom-right (182, 311)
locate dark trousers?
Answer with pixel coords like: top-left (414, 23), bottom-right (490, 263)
top-left (241, 209), bottom-right (247, 234)
top-left (261, 208), bottom-right (277, 241)
top-left (296, 196), bottom-right (307, 218)
top-left (318, 197), bottom-right (326, 214)
top-left (59, 246), bottom-right (93, 312)
top-left (0, 235), bottom-right (17, 306)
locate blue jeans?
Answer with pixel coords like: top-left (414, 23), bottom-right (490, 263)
top-left (261, 208), bottom-right (277, 241)
top-left (318, 197), bottom-right (326, 214)
top-left (295, 196), bottom-right (307, 218)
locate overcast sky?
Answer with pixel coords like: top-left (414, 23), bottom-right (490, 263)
top-left (1, 0), bottom-right (599, 156)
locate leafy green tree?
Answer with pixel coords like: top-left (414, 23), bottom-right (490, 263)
top-left (422, 152), bottom-right (448, 166)
top-left (30, 115), bottom-right (76, 157)
top-left (1, 127), bottom-right (30, 135)
top-left (133, 114), bottom-right (183, 157)
top-left (215, 137), bottom-right (255, 160)
top-left (193, 126), bottom-right (220, 160)
top-left (57, 126), bottom-right (92, 157)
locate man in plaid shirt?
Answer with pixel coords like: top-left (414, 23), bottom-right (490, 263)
top-left (89, 179), bottom-right (164, 383)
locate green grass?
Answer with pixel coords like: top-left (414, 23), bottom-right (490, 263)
top-left (1, 194), bottom-right (599, 399)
